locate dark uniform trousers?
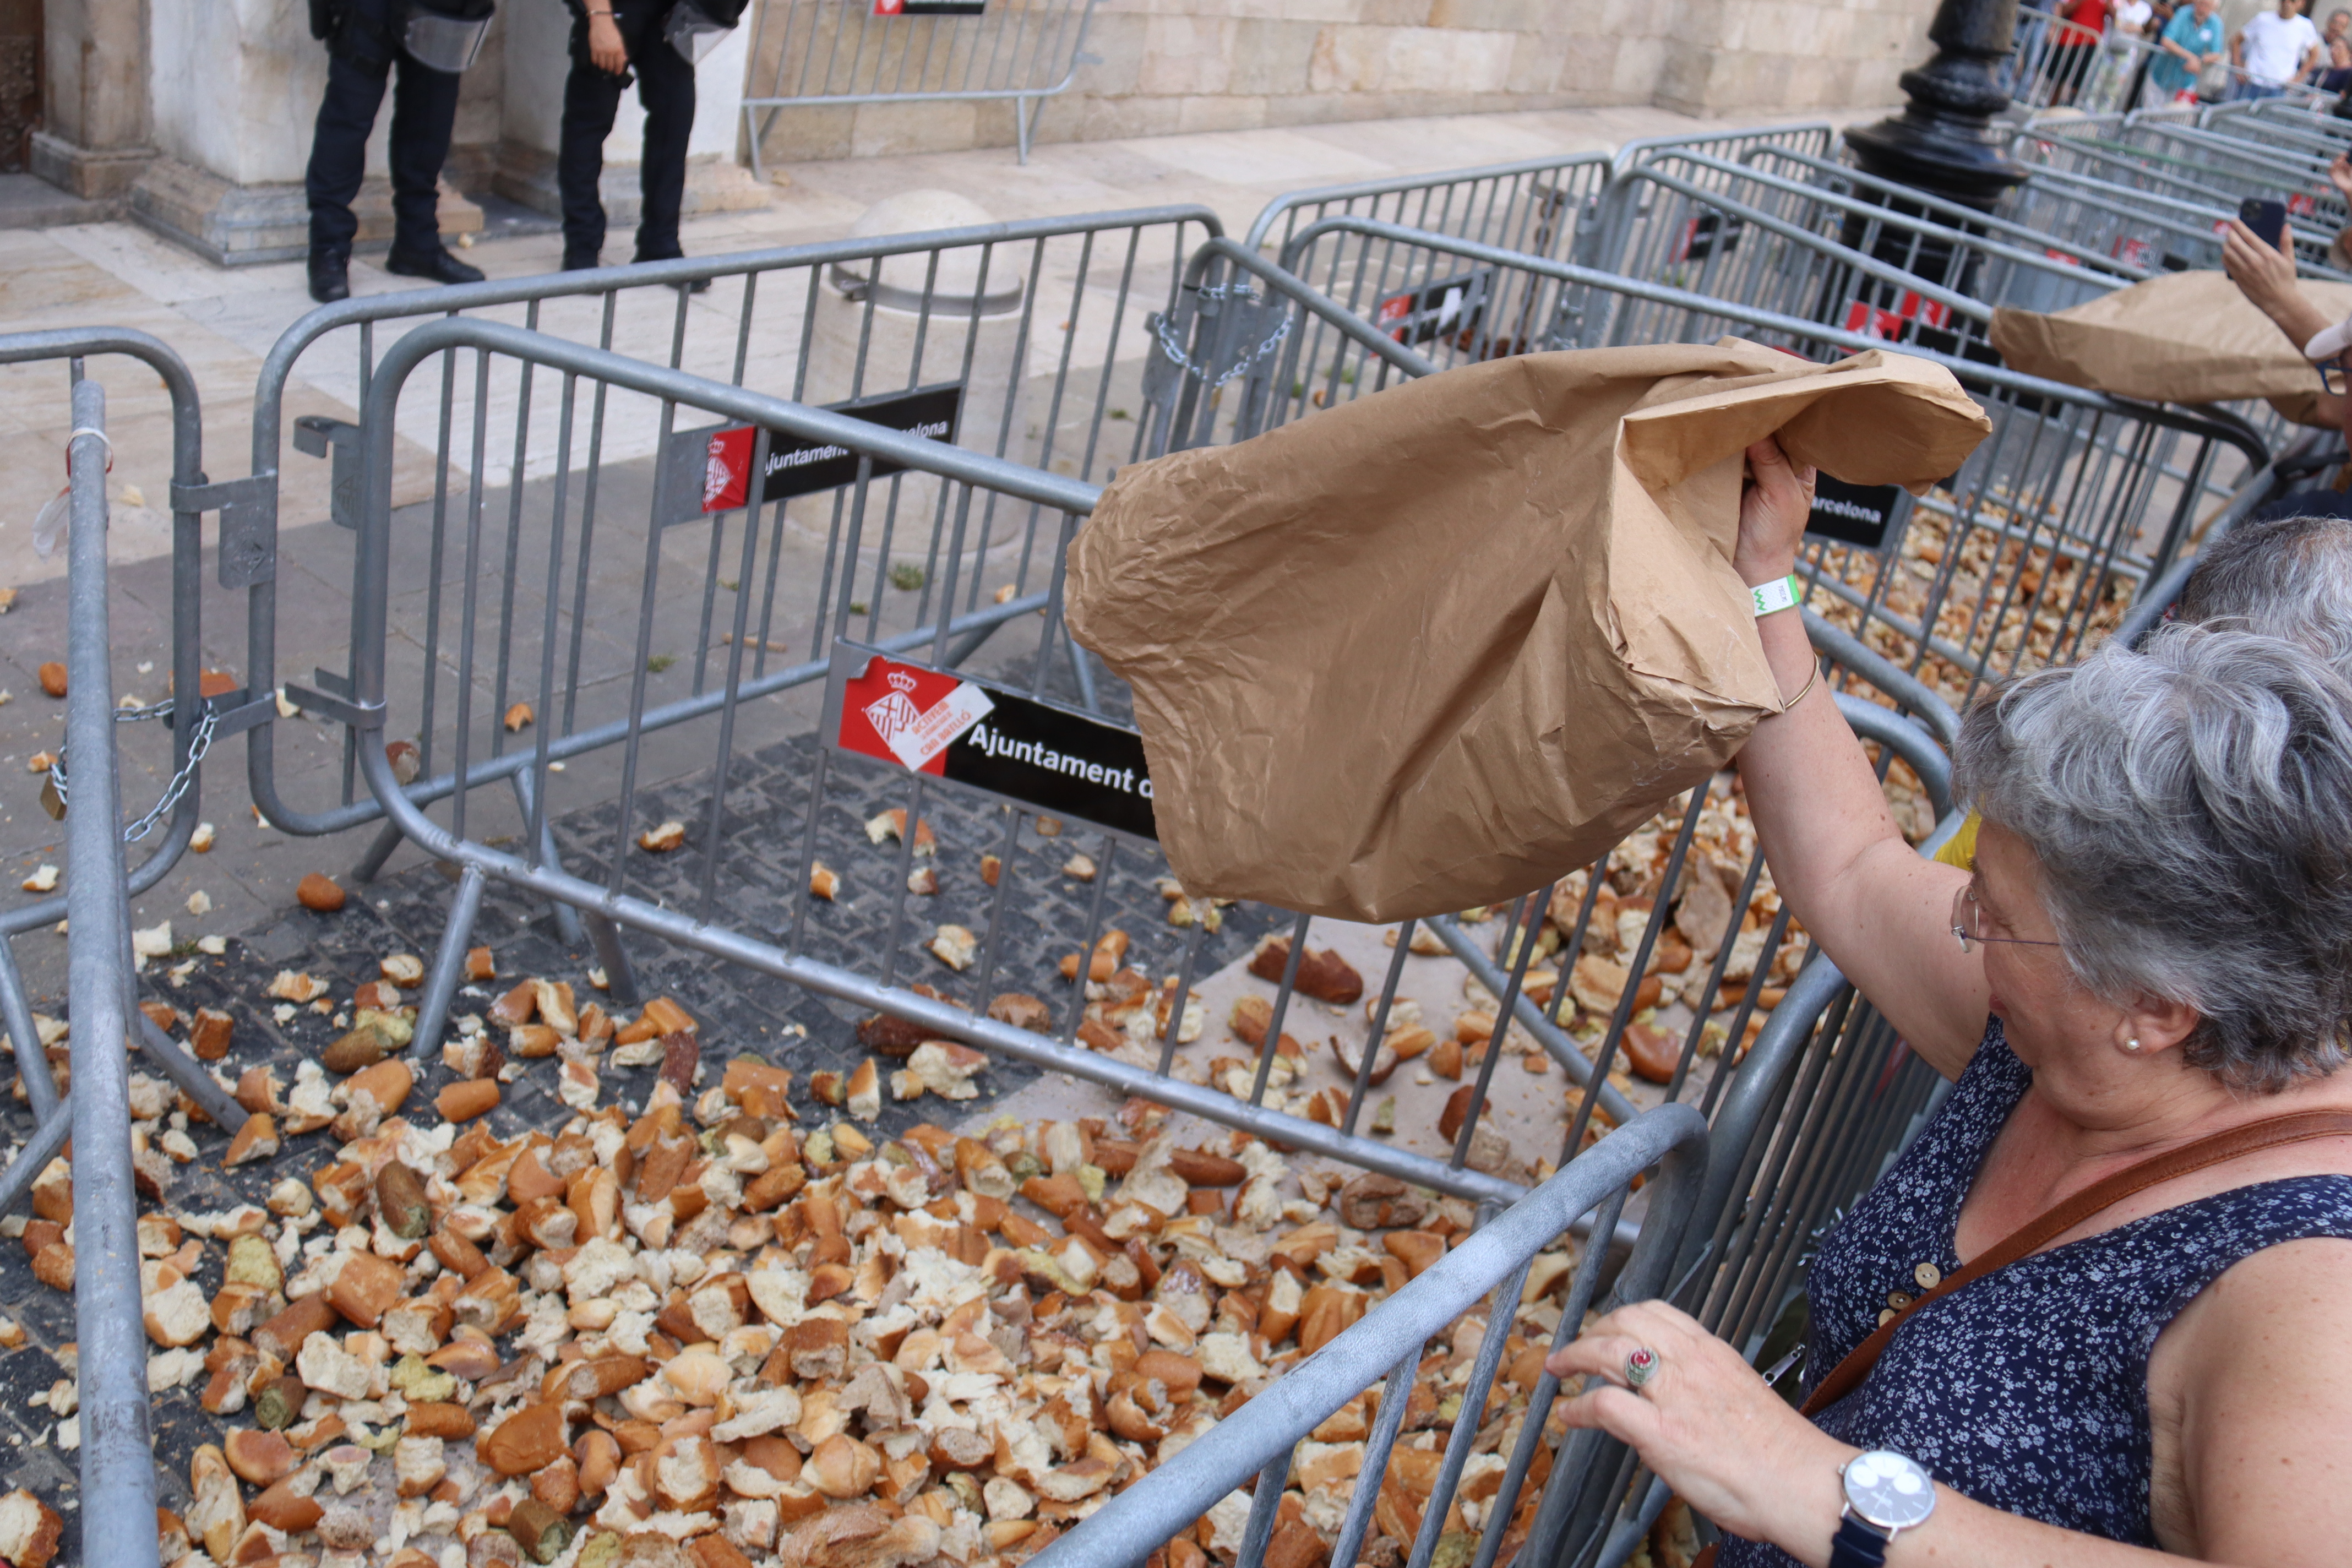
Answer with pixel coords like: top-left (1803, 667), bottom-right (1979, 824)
top-left (560, 0), bottom-right (697, 264)
top-left (306, 0), bottom-right (464, 260)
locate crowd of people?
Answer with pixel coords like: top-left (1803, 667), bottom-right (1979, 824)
top-left (2031, 0), bottom-right (2352, 109)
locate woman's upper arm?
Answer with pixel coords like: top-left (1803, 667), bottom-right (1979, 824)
top-left (2174, 1239), bottom-right (2352, 1566)
top-left (1798, 834), bottom-right (1988, 1079)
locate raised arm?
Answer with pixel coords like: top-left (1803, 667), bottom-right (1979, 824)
top-left (2222, 217), bottom-right (2348, 428)
top-left (1730, 439), bottom-right (1987, 1075)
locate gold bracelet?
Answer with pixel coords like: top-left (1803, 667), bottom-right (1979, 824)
top-left (1777, 662), bottom-right (1821, 715)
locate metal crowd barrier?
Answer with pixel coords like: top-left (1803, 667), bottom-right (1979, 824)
top-left (1028, 857), bottom-right (1966, 1568)
top-left (326, 312), bottom-right (1585, 1206)
top-left (1242, 150), bottom-right (1614, 269)
top-left (318, 280), bottom-right (1969, 1239)
top-left (237, 207), bottom-right (1222, 978)
top-left (2204, 94), bottom-right (2352, 144)
top-left (0, 330), bottom-right (249, 1212)
top-left (1033, 1102), bottom-right (1713, 1568)
top-left (2012, 114), bottom-right (2352, 278)
top-left (2081, 112), bottom-right (2350, 232)
top-left (739, 0), bottom-right (1102, 169)
top-left (1599, 144), bottom-right (2136, 334)
top-left (1604, 122), bottom-right (1842, 182)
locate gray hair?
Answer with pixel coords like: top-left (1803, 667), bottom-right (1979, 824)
top-left (2176, 512), bottom-right (2352, 672)
top-left (1955, 623), bottom-right (2352, 1093)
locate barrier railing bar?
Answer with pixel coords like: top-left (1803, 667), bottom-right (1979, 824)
top-left (1028, 1103), bottom-right (1709, 1568)
top-left (64, 375), bottom-right (163, 1568)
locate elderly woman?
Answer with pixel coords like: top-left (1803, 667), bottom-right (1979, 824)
top-left (1548, 440), bottom-right (2352, 1567)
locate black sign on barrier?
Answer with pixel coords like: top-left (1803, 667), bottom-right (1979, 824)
top-left (1805, 473), bottom-right (1905, 552)
top-left (821, 643), bottom-right (1158, 843)
top-left (659, 383), bottom-right (963, 525)
top-left (1374, 268), bottom-right (1493, 346)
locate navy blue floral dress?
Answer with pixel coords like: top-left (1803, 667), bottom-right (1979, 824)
top-left (1717, 1020), bottom-right (2352, 1565)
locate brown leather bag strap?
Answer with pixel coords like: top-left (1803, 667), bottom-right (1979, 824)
top-left (1798, 1108), bottom-right (2352, 1418)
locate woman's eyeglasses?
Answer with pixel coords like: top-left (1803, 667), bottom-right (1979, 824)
top-left (2321, 356), bottom-right (2349, 395)
top-left (1951, 885), bottom-right (2064, 955)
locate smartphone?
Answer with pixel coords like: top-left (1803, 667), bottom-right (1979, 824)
top-left (2241, 197), bottom-right (2289, 249)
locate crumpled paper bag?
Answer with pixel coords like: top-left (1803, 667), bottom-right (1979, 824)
top-left (1064, 339), bottom-right (1990, 922)
top-left (1991, 268), bottom-right (2352, 427)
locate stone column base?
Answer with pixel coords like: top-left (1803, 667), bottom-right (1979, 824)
top-left (128, 156), bottom-right (486, 266)
top-left (28, 131), bottom-right (154, 203)
top-left (492, 139), bottom-right (767, 236)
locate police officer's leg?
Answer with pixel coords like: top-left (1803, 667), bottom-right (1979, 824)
top-left (559, 26), bottom-right (628, 268)
top-left (383, 50), bottom-right (482, 281)
top-left (306, 46), bottom-right (392, 301)
top-left (630, 21), bottom-right (698, 264)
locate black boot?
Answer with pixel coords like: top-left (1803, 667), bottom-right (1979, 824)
top-left (385, 244), bottom-right (487, 286)
top-left (308, 248), bottom-right (352, 304)
top-left (560, 248), bottom-right (600, 272)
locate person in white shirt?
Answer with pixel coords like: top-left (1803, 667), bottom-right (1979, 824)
top-left (2234, 0), bottom-right (2324, 96)
top-left (2111, 0), bottom-right (2154, 35)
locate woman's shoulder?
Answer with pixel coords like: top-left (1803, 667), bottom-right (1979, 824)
top-left (2152, 1195), bottom-right (2352, 1392)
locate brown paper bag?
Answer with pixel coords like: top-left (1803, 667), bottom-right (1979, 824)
top-left (1990, 269), bottom-right (2352, 427)
top-left (1064, 340), bottom-right (1991, 922)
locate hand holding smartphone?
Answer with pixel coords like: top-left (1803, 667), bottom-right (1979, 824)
top-left (2241, 197), bottom-right (2290, 251)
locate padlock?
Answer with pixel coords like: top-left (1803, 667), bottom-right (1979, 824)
top-left (39, 773), bottom-right (66, 821)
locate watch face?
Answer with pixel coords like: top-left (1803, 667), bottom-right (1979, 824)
top-left (1843, 1450), bottom-right (1936, 1531)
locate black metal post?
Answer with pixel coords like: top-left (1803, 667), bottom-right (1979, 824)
top-left (1846, 0), bottom-right (2030, 213)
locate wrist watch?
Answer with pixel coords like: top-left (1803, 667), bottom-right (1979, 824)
top-left (1827, 1450), bottom-right (1935, 1566)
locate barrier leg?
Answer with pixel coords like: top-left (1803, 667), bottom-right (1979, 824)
top-left (412, 862), bottom-right (489, 1055)
top-left (352, 817), bottom-right (407, 883)
top-left (0, 936), bottom-right (60, 1124)
top-left (510, 770), bottom-right (587, 949)
top-left (0, 1106), bottom-right (70, 1217)
top-left (135, 1012), bottom-right (248, 1129)
top-left (584, 910), bottom-right (642, 1008)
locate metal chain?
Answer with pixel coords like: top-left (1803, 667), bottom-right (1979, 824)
top-left (1151, 282), bottom-right (1294, 390)
top-left (46, 698), bottom-right (219, 843)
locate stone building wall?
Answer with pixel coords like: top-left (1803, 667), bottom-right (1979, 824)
top-left (740, 0), bottom-right (1941, 164)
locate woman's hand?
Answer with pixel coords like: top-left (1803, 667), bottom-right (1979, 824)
top-left (2330, 151), bottom-right (2352, 205)
top-left (2223, 216), bottom-right (2306, 323)
top-left (589, 9), bottom-right (629, 73)
top-left (1732, 435), bottom-right (1817, 589)
top-left (1548, 1299), bottom-right (1849, 1553)
top-left (2222, 217), bottom-right (2339, 355)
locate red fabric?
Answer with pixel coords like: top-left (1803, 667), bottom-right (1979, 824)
top-left (2067, 0), bottom-right (2106, 31)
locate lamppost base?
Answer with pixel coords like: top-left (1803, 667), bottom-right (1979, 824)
top-left (1846, 108), bottom-right (2029, 215)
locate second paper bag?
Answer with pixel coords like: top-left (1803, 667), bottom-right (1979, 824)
top-left (1064, 340), bottom-right (1991, 922)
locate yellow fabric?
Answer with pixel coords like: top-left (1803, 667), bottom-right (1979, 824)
top-left (1935, 811), bottom-right (1980, 870)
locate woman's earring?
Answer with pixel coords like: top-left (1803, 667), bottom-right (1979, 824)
top-left (2125, 1037), bottom-right (2142, 1053)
